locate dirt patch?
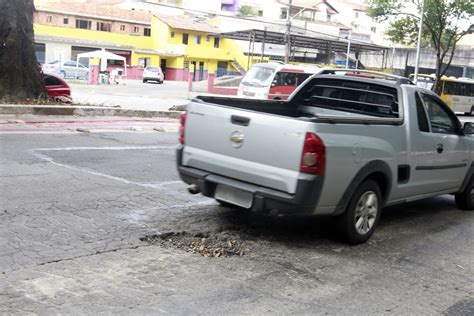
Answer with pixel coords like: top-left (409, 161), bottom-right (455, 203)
top-left (168, 105), bottom-right (186, 111)
top-left (140, 231), bottom-right (250, 258)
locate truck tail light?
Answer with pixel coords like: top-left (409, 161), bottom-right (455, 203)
top-left (300, 132), bottom-right (325, 176)
top-left (179, 112), bottom-right (186, 144)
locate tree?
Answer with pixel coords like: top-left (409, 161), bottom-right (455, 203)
top-left (0, 0), bottom-right (46, 102)
top-left (366, 0), bottom-right (473, 93)
top-left (237, 5), bottom-right (256, 17)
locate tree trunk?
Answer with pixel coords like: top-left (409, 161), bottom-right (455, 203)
top-left (0, 0), bottom-right (46, 102)
top-left (432, 54), bottom-right (443, 94)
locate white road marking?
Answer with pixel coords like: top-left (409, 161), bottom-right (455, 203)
top-left (33, 147), bottom-right (214, 225)
top-left (124, 200), bottom-right (216, 224)
top-left (32, 146), bottom-right (185, 196)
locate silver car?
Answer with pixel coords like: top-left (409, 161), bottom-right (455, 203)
top-left (42, 60), bottom-right (89, 80)
top-left (142, 66), bottom-right (164, 84)
top-left (178, 70), bottom-right (474, 244)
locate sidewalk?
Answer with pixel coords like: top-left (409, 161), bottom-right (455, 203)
top-left (0, 80), bottom-right (188, 118)
top-left (0, 114), bottom-right (179, 133)
top-left (0, 104), bottom-right (182, 118)
top-left (0, 79), bottom-right (238, 118)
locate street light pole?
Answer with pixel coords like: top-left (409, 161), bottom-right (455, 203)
top-left (345, 30), bottom-right (352, 69)
top-left (413, 0), bottom-right (425, 85)
top-left (284, 0), bottom-right (292, 64)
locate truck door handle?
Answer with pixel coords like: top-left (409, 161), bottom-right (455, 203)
top-left (436, 144), bottom-right (444, 154)
top-left (231, 115), bottom-right (250, 126)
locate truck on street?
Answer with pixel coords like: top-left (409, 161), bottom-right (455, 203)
top-left (177, 70), bottom-right (474, 244)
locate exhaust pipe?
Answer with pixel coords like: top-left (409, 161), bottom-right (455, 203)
top-left (187, 185), bottom-right (200, 195)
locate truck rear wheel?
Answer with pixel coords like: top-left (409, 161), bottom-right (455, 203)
top-left (455, 177), bottom-right (474, 210)
top-left (338, 180), bottom-right (382, 244)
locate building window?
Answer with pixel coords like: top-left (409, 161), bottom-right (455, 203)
top-left (214, 37), bottom-right (220, 48)
top-left (133, 26), bottom-right (139, 33)
top-left (63, 17), bottom-right (69, 24)
top-left (35, 43), bottom-right (46, 64)
top-left (120, 25), bottom-right (126, 31)
top-left (46, 15), bottom-right (52, 23)
top-left (280, 8), bottom-right (288, 19)
top-left (97, 22), bottom-right (111, 32)
top-left (171, 32), bottom-right (175, 38)
top-left (144, 28), bottom-right (151, 36)
top-left (355, 11), bottom-right (359, 18)
top-left (206, 35), bottom-right (211, 42)
top-left (195, 35), bottom-right (201, 44)
top-left (371, 26), bottom-right (377, 33)
top-left (257, 10), bottom-right (263, 17)
top-left (138, 57), bottom-right (151, 68)
top-left (182, 33), bottom-right (189, 45)
top-left (75, 19), bottom-right (92, 30)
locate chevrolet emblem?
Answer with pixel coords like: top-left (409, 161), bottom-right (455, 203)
top-left (230, 131), bottom-right (244, 147)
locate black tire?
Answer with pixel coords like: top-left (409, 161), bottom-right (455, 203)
top-left (455, 177), bottom-right (474, 210)
top-left (338, 180), bottom-right (382, 244)
top-left (142, 79), bottom-right (147, 83)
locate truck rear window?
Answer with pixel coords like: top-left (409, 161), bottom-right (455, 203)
top-left (296, 78), bottom-right (399, 118)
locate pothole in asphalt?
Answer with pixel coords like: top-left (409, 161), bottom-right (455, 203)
top-left (140, 231), bottom-right (250, 258)
top-left (139, 212), bottom-right (341, 258)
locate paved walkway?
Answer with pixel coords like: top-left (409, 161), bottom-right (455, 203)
top-left (70, 80), bottom-right (191, 112)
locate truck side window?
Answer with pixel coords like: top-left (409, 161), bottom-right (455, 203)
top-left (415, 92), bottom-right (430, 132)
top-left (420, 94), bottom-right (458, 134)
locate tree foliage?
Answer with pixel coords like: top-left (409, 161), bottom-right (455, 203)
top-left (0, 0), bottom-right (46, 102)
top-left (237, 5), bottom-right (256, 16)
top-left (366, 0), bottom-right (473, 92)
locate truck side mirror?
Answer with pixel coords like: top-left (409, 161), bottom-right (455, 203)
top-left (463, 122), bottom-right (474, 135)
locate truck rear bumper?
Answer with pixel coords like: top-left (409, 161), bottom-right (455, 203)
top-left (177, 147), bottom-right (323, 215)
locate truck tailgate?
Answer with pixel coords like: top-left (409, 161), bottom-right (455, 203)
top-left (182, 101), bottom-right (312, 194)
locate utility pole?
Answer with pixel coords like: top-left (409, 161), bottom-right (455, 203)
top-left (345, 30), bottom-right (352, 69)
top-left (413, 0), bottom-right (425, 85)
top-left (284, 0), bottom-right (292, 64)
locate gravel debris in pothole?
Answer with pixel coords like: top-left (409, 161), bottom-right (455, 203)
top-left (140, 231), bottom-right (249, 258)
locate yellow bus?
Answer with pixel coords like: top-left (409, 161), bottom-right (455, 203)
top-left (410, 74), bottom-right (474, 115)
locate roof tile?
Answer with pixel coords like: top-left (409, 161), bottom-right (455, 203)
top-left (36, 3), bottom-right (151, 24)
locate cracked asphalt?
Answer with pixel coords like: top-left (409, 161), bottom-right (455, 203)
top-left (1, 121), bottom-right (473, 315)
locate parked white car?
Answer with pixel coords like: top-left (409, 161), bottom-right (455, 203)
top-left (142, 66), bottom-right (164, 84)
top-left (42, 60), bottom-right (89, 80)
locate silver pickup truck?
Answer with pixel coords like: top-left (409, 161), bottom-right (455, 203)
top-left (177, 70), bottom-right (474, 244)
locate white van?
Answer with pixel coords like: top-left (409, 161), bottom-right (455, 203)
top-left (237, 63), bottom-right (322, 100)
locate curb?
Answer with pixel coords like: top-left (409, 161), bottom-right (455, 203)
top-left (0, 105), bottom-right (183, 119)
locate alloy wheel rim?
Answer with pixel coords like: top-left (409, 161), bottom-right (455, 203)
top-left (354, 191), bottom-right (378, 235)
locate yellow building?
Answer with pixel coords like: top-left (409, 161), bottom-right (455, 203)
top-left (33, 2), bottom-right (246, 81)
top-left (150, 15), bottom-right (246, 81)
